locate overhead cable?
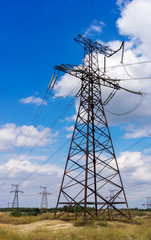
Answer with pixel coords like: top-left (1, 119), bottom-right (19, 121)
top-left (105, 94), bottom-right (147, 116)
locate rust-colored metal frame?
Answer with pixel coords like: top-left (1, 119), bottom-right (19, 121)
top-left (54, 35), bottom-right (131, 220)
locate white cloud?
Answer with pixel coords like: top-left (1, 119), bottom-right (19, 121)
top-left (65, 114), bottom-right (77, 122)
top-left (118, 151), bottom-right (151, 183)
top-left (124, 125), bottom-right (151, 139)
top-left (118, 151), bottom-right (143, 169)
top-left (5, 0), bottom-right (150, 208)
top-left (54, 74), bottom-right (80, 97)
top-left (65, 126), bottom-right (74, 132)
top-left (54, 39), bottom-right (151, 127)
top-left (0, 123), bottom-right (54, 151)
top-left (19, 96), bottom-right (46, 106)
top-left (66, 133), bottom-right (72, 139)
top-left (22, 180), bottom-right (30, 188)
top-left (117, 0), bottom-right (151, 40)
top-left (0, 156), bottom-right (64, 208)
top-left (0, 159), bottom-right (63, 178)
top-left (18, 154), bottom-right (47, 162)
top-left (54, 0), bottom-right (151, 128)
top-left (65, 126), bottom-right (74, 139)
top-left (84, 20), bottom-right (105, 37)
top-left (116, 0), bottom-right (151, 61)
top-left (116, 0), bottom-right (130, 11)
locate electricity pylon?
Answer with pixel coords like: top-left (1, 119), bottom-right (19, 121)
top-left (54, 35), bottom-right (142, 220)
top-left (106, 190), bottom-right (120, 219)
top-left (142, 197), bottom-right (151, 209)
top-left (40, 186), bottom-right (51, 212)
top-left (10, 184), bottom-right (23, 208)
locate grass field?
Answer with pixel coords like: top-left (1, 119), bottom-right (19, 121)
top-left (0, 210), bottom-right (151, 240)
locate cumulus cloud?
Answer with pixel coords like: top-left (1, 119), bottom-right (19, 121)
top-left (65, 126), bottom-right (74, 132)
top-left (65, 114), bottom-right (77, 122)
top-left (116, 0), bottom-right (151, 62)
top-left (84, 20), bottom-right (105, 37)
top-left (0, 123), bottom-right (54, 151)
top-left (19, 96), bottom-right (46, 106)
top-left (54, 0), bottom-right (151, 129)
top-left (18, 154), bottom-right (48, 162)
top-left (66, 133), bottom-right (72, 139)
top-left (65, 126), bottom-right (74, 139)
top-left (0, 156), bottom-right (64, 208)
top-left (124, 125), bottom-right (151, 139)
top-left (118, 151), bottom-right (151, 183)
top-left (116, 0), bottom-right (131, 11)
top-left (2, 0), bottom-right (151, 208)
top-left (54, 74), bottom-right (80, 97)
top-left (117, 151), bottom-right (151, 206)
top-left (117, 0), bottom-right (151, 43)
top-left (0, 158), bottom-right (63, 178)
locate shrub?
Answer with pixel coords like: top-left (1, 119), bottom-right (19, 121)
top-left (11, 209), bottom-right (22, 217)
top-left (74, 218), bottom-right (94, 227)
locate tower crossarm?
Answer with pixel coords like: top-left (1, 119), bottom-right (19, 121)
top-left (54, 64), bottom-right (143, 95)
top-left (10, 190), bottom-right (23, 193)
top-left (54, 64), bottom-right (121, 89)
top-left (54, 64), bottom-right (84, 79)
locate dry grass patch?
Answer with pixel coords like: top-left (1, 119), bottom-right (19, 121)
top-left (0, 210), bottom-right (151, 239)
top-left (0, 212), bottom-right (54, 225)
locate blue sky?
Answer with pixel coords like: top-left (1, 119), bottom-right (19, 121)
top-left (1, 0), bottom-right (151, 209)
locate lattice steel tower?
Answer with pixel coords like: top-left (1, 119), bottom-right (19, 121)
top-left (40, 186), bottom-right (51, 211)
top-left (10, 184), bottom-right (23, 208)
top-left (142, 197), bottom-right (151, 209)
top-left (54, 35), bottom-right (133, 219)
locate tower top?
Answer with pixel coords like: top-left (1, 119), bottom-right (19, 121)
top-left (74, 34), bottom-right (124, 57)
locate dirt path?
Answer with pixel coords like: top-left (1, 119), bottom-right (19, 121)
top-left (0, 220), bottom-right (73, 233)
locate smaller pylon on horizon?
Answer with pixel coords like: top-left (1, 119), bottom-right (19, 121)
top-left (39, 186), bottom-right (51, 212)
top-left (106, 190), bottom-right (119, 219)
top-left (142, 197), bottom-right (151, 209)
top-left (10, 184), bottom-right (23, 208)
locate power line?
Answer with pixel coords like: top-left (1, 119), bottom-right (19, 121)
top-left (105, 94), bottom-right (147, 116)
top-left (103, 59), bottom-right (151, 70)
top-left (121, 134), bottom-right (151, 153)
top-left (18, 138), bottom-right (71, 186)
top-left (0, 77), bottom-right (55, 188)
top-left (120, 76), bottom-right (151, 81)
top-left (0, 90), bottom-right (78, 190)
top-left (0, 96), bottom-right (80, 198)
top-left (2, 57), bottom-right (150, 192)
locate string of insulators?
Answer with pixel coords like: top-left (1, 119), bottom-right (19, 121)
top-left (120, 86), bottom-right (144, 95)
top-left (48, 72), bottom-right (58, 90)
top-left (103, 90), bottom-right (117, 105)
top-left (48, 74), bottom-right (55, 89)
top-left (51, 74), bottom-right (58, 90)
top-left (75, 87), bottom-right (82, 97)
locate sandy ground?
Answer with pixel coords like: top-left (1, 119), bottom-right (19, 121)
top-left (0, 220), bottom-right (73, 233)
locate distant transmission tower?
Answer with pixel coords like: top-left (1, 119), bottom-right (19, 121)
top-left (40, 187), bottom-right (51, 212)
top-left (142, 197), bottom-right (151, 209)
top-left (54, 34), bottom-right (142, 220)
top-left (106, 190), bottom-right (120, 219)
top-left (10, 184), bottom-right (23, 208)
top-left (107, 190), bottom-right (118, 208)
